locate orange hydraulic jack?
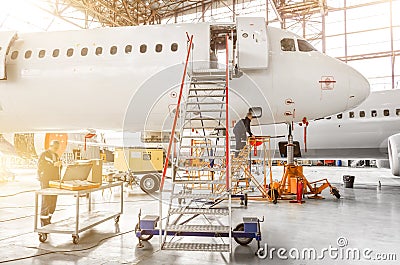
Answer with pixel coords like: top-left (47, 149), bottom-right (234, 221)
top-left (275, 126), bottom-right (341, 201)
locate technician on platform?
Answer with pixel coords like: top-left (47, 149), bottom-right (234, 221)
top-left (233, 112), bottom-right (254, 156)
top-left (38, 140), bottom-right (62, 226)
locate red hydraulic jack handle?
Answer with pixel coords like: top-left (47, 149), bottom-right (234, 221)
top-left (290, 178), bottom-right (305, 204)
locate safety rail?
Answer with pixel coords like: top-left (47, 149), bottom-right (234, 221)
top-left (225, 35), bottom-right (230, 190)
top-left (160, 34), bottom-right (194, 191)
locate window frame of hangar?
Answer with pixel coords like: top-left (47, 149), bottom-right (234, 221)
top-left (110, 45), bottom-right (118, 55)
top-left (280, 38), bottom-right (296, 52)
top-left (171, 43), bottom-right (178, 52)
top-left (11, 50), bottom-right (18, 60)
top-left (52, 49), bottom-right (60, 58)
top-left (25, 50), bottom-right (32, 59)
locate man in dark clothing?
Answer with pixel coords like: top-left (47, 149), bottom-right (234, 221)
top-left (233, 112), bottom-right (253, 156)
top-left (38, 140), bottom-right (62, 226)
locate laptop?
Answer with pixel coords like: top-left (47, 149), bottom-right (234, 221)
top-left (61, 163), bottom-right (92, 182)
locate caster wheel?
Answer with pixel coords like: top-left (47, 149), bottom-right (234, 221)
top-left (331, 187), bottom-right (341, 199)
top-left (38, 233), bottom-right (48, 243)
top-left (135, 223), bottom-right (153, 241)
top-left (114, 215), bottom-right (120, 224)
top-left (233, 223), bottom-right (253, 246)
top-left (72, 235), bottom-right (80, 244)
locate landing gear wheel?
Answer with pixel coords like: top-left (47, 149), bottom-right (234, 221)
top-left (114, 215), bottom-right (120, 224)
top-left (331, 187), bottom-right (341, 199)
top-left (135, 223), bottom-right (153, 241)
top-left (72, 235), bottom-right (80, 244)
top-left (38, 233), bottom-right (47, 243)
top-left (140, 174), bottom-right (160, 194)
top-left (233, 223), bottom-right (253, 246)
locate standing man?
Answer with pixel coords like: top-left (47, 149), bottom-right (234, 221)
top-left (38, 140), bottom-right (62, 226)
top-left (233, 112), bottom-right (254, 156)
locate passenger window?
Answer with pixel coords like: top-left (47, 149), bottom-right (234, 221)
top-left (155, 44), bottom-right (162, 53)
top-left (81, 47), bottom-right (88, 56)
top-left (396, 109), bottom-right (400, 116)
top-left (39, 50), bottom-right (46, 58)
top-left (359, 111), bottom-right (365, 118)
top-left (25, 50), bottom-right (32, 59)
top-left (281, 38), bottom-right (296, 51)
top-left (371, 110), bottom-right (377, 117)
top-left (140, 44), bottom-right (147, 53)
top-left (171, 43), bottom-right (178, 52)
top-left (11, 51), bottom-right (18, 60)
top-left (297, 39), bottom-right (316, 52)
top-left (52, 49), bottom-right (60, 57)
top-left (110, 46), bottom-right (117, 55)
top-left (95, 47), bottom-right (103, 56)
top-left (349, 112), bottom-right (354, 118)
top-left (125, 45), bottom-right (132, 54)
top-left (67, 48), bottom-right (74, 57)
top-left (384, 109), bottom-right (390, 116)
top-left (337, 114), bottom-right (342, 119)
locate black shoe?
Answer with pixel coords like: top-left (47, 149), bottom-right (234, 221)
top-left (40, 218), bottom-right (50, 227)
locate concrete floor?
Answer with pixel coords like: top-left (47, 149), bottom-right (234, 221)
top-left (0, 166), bottom-right (399, 264)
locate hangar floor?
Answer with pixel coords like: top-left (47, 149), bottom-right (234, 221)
top-left (0, 166), bottom-right (399, 264)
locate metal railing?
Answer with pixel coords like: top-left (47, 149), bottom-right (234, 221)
top-left (160, 34), bottom-right (194, 191)
top-left (224, 34), bottom-right (230, 191)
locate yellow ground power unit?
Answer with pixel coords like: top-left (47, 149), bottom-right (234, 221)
top-left (114, 147), bottom-right (164, 173)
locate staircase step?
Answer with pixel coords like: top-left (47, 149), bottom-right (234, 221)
top-left (166, 224), bottom-right (230, 233)
top-left (188, 94), bottom-right (226, 98)
top-left (171, 193), bottom-right (222, 200)
top-left (189, 117), bottom-right (226, 121)
top-left (177, 166), bottom-right (224, 171)
top-left (182, 126), bottom-right (225, 129)
top-left (169, 208), bottom-right (229, 215)
top-left (189, 87), bottom-right (226, 91)
top-left (180, 145), bottom-right (226, 149)
top-left (191, 80), bottom-right (227, 85)
top-left (186, 102), bottom-right (226, 105)
top-left (181, 135), bottom-right (225, 139)
top-left (162, 242), bottom-right (230, 252)
top-left (173, 179), bottom-right (225, 185)
top-left (179, 155), bottom-right (226, 159)
top-left (186, 109), bottom-right (225, 113)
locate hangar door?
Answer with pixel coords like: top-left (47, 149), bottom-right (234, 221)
top-left (236, 17), bottom-right (268, 69)
top-left (0, 31), bottom-right (17, 80)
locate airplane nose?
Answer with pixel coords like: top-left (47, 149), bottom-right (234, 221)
top-left (347, 68), bottom-right (370, 109)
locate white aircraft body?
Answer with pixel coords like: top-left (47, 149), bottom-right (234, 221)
top-left (257, 90), bottom-right (400, 176)
top-left (0, 17), bottom-right (369, 135)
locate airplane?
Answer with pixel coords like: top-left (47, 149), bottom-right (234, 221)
top-left (0, 18), bottom-right (369, 151)
top-left (256, 89), bottom-right (400, 176)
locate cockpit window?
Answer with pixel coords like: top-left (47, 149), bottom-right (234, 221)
top-left (298, 39), bottom-right (317, 52)
top-left (281, 38), bottom-right (296, 52)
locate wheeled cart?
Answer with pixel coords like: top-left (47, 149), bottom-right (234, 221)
top-left (135, 212), bottom-right (264, 252)
top-left (34, 181), bottom-right (123, 244)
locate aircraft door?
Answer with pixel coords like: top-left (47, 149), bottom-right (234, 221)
top-left (0, 31), bottom-right (17, 80)
top-left (236, 17), bottom-right (268, 69)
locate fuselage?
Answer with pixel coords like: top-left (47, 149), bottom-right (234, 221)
top-left (0, 19), bottom-right (369, 133)
top-left (258, 89), bottom-right (400, 159)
